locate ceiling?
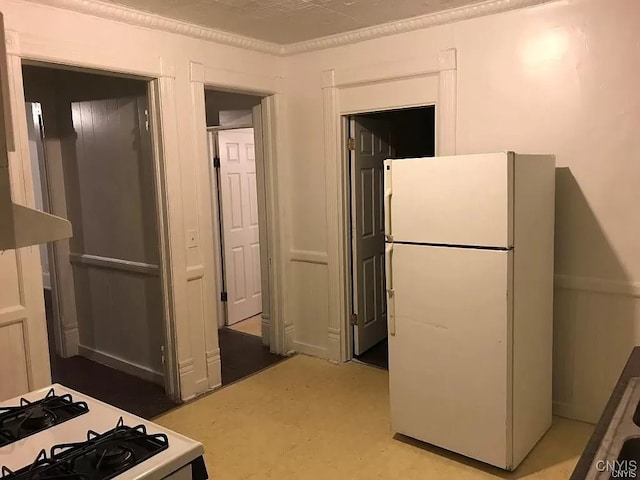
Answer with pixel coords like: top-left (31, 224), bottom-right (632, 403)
top-left (101, 0), bottom-right (487, 45)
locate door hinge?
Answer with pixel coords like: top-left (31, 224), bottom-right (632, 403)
top-left (213, 156), bottom-right (221, 168)
top-left (160, 345), bottom-right (165, 365)
top-left (350, 313), bottom-right (358, 326)
top-left (144, 109), bottom-right (150, 132)
top-left (347, 138), bottom-right (355, 151)
top-left (221, 291), bottom-right (228, 302)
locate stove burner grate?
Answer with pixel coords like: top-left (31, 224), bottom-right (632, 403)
top-left (0, 451), bottom-right (87, 480)
top-left (0, 389), bottom-right (89, 448)
top-left (1, 419), bottom-right (169, 480)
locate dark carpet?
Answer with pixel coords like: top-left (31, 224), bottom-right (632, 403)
top-left (49, 354), bottom-right (178, 419)
top-left (44, 290), bottom-right (178, 420)
top-left (218, 328), bottom-right (287, 385)
top-left (355, 338), bottom-right (388, 370)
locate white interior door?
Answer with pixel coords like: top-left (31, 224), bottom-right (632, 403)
top-left (351, 116), bottom-right (395, 355)
top-left (218, 128), bottom-right (262, 325)
top-left (388, 243), bottom-right (512, 468)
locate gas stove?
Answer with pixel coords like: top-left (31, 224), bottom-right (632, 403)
top-left (0, 385), bottom-right (206, 480)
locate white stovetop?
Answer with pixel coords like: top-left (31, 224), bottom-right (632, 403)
top-left (0, 384), bottom-right (204, 480)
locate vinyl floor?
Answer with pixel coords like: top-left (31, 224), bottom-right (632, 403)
top-left (156, 355), bottom-right (593, 480)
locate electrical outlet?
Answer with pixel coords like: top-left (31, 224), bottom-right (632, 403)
top-left (187, 230), bottom-right (198, 248)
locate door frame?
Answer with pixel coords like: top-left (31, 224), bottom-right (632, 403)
top-left (206, 104), bottom-right (276, 348)
top-left (207, 125), bottom-right (264, 334)
top-left (189, 60), bottom-right (287, 375)
top-left (322, 48), bottom-right (458, 363)
top-left (7, 53), bottom-right (182, 401)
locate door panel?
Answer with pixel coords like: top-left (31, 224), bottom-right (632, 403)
top-left (352, 116), bottom-right (394, 355)
top-left (218, 128), bottom-right (262, 325)
top-left (388, 153), bottom-right (513, 247)
top-left (388, 244), bottom-right (512, 467)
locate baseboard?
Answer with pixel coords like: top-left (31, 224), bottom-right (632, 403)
top-left (552, 400), bottom-right (597, 424)
top-left (327, 327), bottom-right (342, 363)
top-left (78, 344), bottom-right (164, 385)
top-left (285, 323), bottom-right (295, 353)
top-left (206, 349), bottom-right (222, 389)
top-left (555, 274), bottom-right (640, 297)
top-left (292, 340), bottom-right (329, 359)
top-left (261, 313), bottom-right (270, 347)
top-left (63, 326), bottom-right (79, 357)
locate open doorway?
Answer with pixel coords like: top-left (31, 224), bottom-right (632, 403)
top-left (348, 106), bottom-right (436, 370)
top-left (204, 88), bottom-right (285, 386)
top-left (22, 64), bottom-right (177, 418)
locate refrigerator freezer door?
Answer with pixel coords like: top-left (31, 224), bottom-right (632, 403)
top-left (384, 153), bottom-right (513, 248)
top-left (388, 243), bottom-right (513, 469)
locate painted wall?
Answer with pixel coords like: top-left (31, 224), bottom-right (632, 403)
top-left (205, 90), bottom-right (261, 126)
top-left (0, 0), bottom-right (283, 401)
top-left (3, 0), bottom-right (638, 422)
top-left (284, 0), bottom-right (640, 422)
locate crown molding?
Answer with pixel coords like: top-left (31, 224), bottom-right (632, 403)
top-left (281, 0), bottom-right (557, 55)
top-left (25, 0), bottom-right (283, 55)
top-left (25, 0), bottom-right (558, 57)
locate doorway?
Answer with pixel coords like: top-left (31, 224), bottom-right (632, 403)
top-left (348, 106), bottom-right (436, 369)
top-left (23, 64), bottom-right (177, 418)
top-left (204, 88), bottom-right (286, 386)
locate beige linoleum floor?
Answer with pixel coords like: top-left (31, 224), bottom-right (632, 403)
top-left (155, 355), bottom-right (593, 480)
top-left (227, 314), bottom-right (262, 337)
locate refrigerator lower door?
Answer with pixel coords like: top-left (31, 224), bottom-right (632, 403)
top-left (389, 244), bottom-right (514, 469)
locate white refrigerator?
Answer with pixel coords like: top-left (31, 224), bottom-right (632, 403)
top-left (384, 152), bottom-right (555, 471)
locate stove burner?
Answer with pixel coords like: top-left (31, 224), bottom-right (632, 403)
top-left (21, 406), bottom-right (56, 431)
top-left (0, 418), bottom-right (182, 480)
top-left (94, 446), bottom-right (134, 471)
top-left (0, 389), bottom-right (89, 448)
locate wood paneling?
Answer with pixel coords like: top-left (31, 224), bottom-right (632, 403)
top-left (553, 284), bottom-right (640, 423)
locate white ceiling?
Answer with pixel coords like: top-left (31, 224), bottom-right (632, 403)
top-left (101, 0), bottom-right (487, 44)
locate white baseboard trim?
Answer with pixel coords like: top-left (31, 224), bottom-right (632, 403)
top-left (261, 313), bottom-right (270, 347)
top-left (78, 344), bottom-right (164, 385)
top-left (285, 323), bottom-right (295, 353)
top-left (555, 274), bottom-right (640, 297)
top-left (292, 341), bottom-right (329, 359)
top-left (63, 327), bottom-right (79, 356)
top-left (206, 349), bottom-right (222, 389)
top-left (553, 400), bottom-right (597, 425)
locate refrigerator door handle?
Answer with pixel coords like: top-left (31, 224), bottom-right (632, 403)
top-left (385, 241), bottom-right (395, 336)
top-left (384, 159), bottom-right (392, 238)
top-left (387, 289), bottom-right (396, 336)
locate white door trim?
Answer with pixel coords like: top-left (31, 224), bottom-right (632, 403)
top-left (322, 48), bottom-right (458, 362)
top-left (7, 40), bottom-right (182, 400)
top-left (189, 61), bottom-right (288, 393)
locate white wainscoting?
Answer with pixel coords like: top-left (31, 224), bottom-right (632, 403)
top-left (289, 250), bottom-right (330, 358)
top-left (553, 275), bottom-right (640, 423)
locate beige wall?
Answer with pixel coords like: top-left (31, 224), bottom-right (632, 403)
top-left (284, 0), bottom-right (640, 422)
top-left (204, 90), bottom-right (261, 126)
top-left (3, 0), bottom-right (639, 422)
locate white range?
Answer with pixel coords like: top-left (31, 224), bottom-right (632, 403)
top-left (0, 384), bottom-right (206, 480)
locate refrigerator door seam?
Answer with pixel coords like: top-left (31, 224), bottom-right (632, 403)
top-left (390, 241), bottom-right (513, 251)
